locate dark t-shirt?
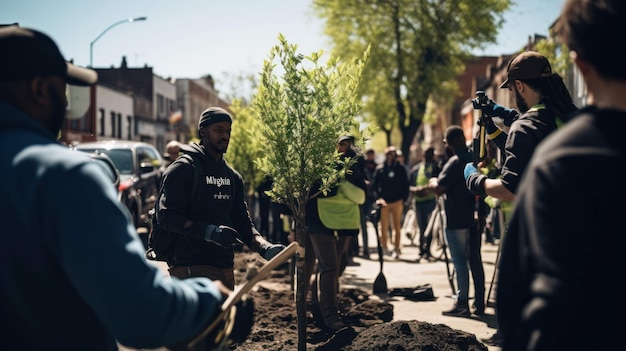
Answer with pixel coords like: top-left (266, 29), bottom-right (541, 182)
top-left (497, 107), bottom-right (626, 351)
top-left (437, 147), bottom-right (475, 229)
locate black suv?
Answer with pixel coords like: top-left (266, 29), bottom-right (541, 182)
top-left (72, 140), bottom-right (164, 231)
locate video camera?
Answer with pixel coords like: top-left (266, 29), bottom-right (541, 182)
top-left (472, 90), bottom-right (489, 111)
top-left (471, 90), bottom-right (516, 127)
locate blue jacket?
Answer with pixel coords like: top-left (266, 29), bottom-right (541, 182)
top-left (0, 102), bottom-right (222, 350)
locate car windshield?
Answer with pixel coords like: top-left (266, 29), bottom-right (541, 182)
top-left (79, 148), bottom-right (133, 175)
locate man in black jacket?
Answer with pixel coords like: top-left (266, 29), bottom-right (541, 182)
top-left (158, 107), bottom-right (285, 289)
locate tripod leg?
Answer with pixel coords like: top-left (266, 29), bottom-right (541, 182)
top-left (435, 196), bottom-right (456, 296)
top-left (486, 208), bottom-right (505, 307)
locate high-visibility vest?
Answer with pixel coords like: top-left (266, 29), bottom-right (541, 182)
top-left (414, 163), bottom-right (435, 202)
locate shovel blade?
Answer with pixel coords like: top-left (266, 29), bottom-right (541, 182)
top-left (373, 273), bottom-right (388, 294)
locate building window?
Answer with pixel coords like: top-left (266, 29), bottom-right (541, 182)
top-left (126, 115), bottom-right (132, 140)
top-left (157, 94), bottom-right (165, 121)
top-left (116, 113), bottom-right (122, 139)
top-left (99, 108), bottom-right (105, 137)
top-left (110, 111), bottom-right (116, 138)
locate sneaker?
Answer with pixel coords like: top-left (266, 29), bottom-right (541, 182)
top-left (391, 248), bottom-right (401, 259)
top-left (481, 331), bottom-right (502, 346)
top-left (442, 304), bottom-right (470, 318)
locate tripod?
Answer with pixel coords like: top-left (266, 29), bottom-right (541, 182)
top-left (486, 205), bottom-right (507, 307)
top-left (423, 195), bottom-right (456, 296)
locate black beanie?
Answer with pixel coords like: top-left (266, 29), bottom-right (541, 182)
top-left (198, 107), bottom-right (232, 129)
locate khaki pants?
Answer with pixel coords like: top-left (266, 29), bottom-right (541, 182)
top-left (379, 199), bottom-right (404, 250)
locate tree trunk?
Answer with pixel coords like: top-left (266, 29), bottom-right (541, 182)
top-left (294, 213), bottom-right (308, 351)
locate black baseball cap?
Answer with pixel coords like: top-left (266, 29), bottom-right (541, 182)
top-left (0, 25), bottom-right (97, 86)
top-left (499, 51), bottom-right (552, 89)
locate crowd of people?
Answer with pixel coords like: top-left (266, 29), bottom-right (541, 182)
top-left (4, 1), bottom-right (623, 349)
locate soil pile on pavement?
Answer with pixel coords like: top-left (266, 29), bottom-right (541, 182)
top-left (228, 249), bottom-right (488, 351)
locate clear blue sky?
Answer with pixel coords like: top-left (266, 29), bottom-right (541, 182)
top-left (3, 0), bottom-right (564, 89)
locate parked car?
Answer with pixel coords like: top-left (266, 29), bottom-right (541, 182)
top-left (87, 151), bottom-right (121, 201)
top-left (71, 140), bottom-right (164, 231)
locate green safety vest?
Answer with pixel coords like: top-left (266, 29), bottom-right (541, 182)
top-left (317, 180), bottom-right (365, 230)
top-left (414, 163), bottom-right (435, 202)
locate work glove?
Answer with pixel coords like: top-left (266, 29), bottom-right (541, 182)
top-left (204, 225), bottom-right (244, 248)
top-left (262, 243), bottom-right (286, 261)
top-left (473, 98), bottom-right (517, 126)
top-left (464, 163), bottom-right (487, 197)
top-left (175, 295), bottom-right (255, 351)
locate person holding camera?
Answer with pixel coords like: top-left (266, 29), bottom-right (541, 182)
top-left (464, 51), bottom-right (578, 203)
top-left (498, 1), bottom-right (626, 350)
top-left (158, 107), bottom-right (286, 289)
top-left (464, 51), bottom-right (578, 346)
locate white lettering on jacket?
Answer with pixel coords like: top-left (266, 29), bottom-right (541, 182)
top-left (206, 176), bottom-right (231, 187)
top-left (214, 192), bottom-right (231, 200)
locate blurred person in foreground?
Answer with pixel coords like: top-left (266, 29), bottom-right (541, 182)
top-left (497, 1), bottom-right (626, 350)
top-left (0, 25), bottom-right (241, 350)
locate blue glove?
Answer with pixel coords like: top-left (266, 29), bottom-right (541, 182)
top-left (204, 225), bottom-right (243, 247)
top-left (473, 98), bottom-right (517, 123)
top-left (262, 243), bottom-right (286, 261)
top-left (464, 163), bottom-right (487, 197)
top-left (491, 103), bottom-right (519, 126)
top-left (464, 163), bottom-right (479, 180)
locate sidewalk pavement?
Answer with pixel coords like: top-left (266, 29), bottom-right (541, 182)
top-left (341, 221), bottom-right (502, 351)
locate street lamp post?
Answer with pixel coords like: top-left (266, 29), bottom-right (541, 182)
top-left (89, 16), bottom-right (147, 68)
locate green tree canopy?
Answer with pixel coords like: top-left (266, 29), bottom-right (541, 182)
top-left (313, 0), bottom-right (511, 157)
top-left (226, 99), bottom-right (265, 197)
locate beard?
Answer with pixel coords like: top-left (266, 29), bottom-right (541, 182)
top-left (47, 85), bottom-right (67, 136)
top-left (514, 87), bottom-right (529, 113)
top-left (208, 138), bottom-right (228, 154)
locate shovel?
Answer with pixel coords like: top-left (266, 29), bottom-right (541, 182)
top-left (369, 206), bottom-right (388, 295)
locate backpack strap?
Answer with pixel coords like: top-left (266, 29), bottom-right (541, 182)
top-left (178, 153), bottom-right (206, 210)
